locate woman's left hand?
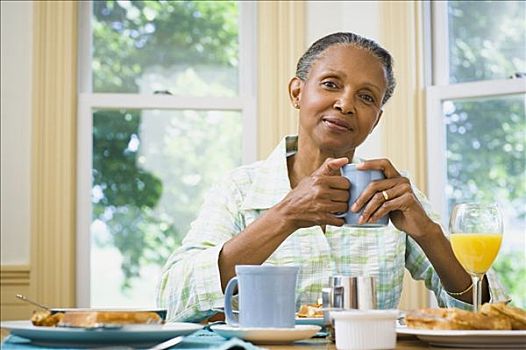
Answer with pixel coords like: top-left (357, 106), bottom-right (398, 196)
top-left (351, 159), bottom-right (436, 240)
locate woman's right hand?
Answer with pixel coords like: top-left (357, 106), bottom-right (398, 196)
top-left (274, 157), bottom-right (350, 231)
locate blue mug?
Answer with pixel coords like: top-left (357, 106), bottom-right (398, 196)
top-left (224, 265), bottom-right (299, 328)
top-left (337, 164), bottom-right (389, 227)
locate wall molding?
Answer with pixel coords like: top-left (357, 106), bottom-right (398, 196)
top-left (0, 265), bottom-right (30, 285)
top-left (0, 265), bottom-right (33, 320)
top-left (257, 1), bottom-right (305, 159)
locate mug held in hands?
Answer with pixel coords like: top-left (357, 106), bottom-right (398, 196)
top-left (336, 164), bottom-right (389, 227)
top-left (224, 265), bottom-right (299, 328)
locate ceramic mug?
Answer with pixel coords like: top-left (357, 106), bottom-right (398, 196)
top-left (337, 164), bottom-right (389, 227)
top-left (224, 265), bottom-right (299, 328)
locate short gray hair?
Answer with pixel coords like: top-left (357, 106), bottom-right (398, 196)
top-left (296, 32), bottom-right (396, 106)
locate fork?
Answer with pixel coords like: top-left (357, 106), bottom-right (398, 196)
top-left (89, 335), bottom-right (184, 350)
top-left (146, 335), bottom-right (184, 350)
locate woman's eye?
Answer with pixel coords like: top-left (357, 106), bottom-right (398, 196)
top-left (359, 94), bottom-right (374, 104)
top-left (322, 81), bottom-right (338, 89)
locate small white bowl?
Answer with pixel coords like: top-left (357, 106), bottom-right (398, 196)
top-left (330, 309), bottom-right (398, 350)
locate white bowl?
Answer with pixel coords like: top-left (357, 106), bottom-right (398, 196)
top-left (330, 309), bottom-right (398, 350)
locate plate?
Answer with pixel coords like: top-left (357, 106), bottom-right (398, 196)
top-left (397, 326), bottom-right (526, 348)
top-left (210, 324), bottom-right (321, 344)
top-left (0, 320), bottom-right (202, 348)
top-left (295, 317), bottom-right (325, 326)
top-left (211, 308), bottom-right (325, 327)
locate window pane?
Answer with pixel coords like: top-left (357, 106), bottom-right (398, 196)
top-left (443, 94), bottom-right (526, 307)
top-left (91, 109), bottom-right (242, 306)
top-left (448, 0), bottom-right (526, 83)
top-left (92, 1), bottom-right (239, 96)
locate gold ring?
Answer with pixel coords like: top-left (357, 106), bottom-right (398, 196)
top-left (382, 190), bottom-right (389, 201)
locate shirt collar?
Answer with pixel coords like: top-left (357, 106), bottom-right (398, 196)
top-left (241, 135), bottom-right (297, 210)
top-left (241, 135), bottom-right (362, 210)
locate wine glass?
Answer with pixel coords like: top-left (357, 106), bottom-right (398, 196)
top-left (449, 203), bottom-right (503, 312)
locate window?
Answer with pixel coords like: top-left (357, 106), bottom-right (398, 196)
top-left (77, 1), bottom-right (256, 307)
top-left (427, 1), bottom-right (525, 307)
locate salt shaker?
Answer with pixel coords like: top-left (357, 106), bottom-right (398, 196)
top-left (322, 275), bottom-right (377, 341)
top-left (323, 275), bottom-right (377, 310)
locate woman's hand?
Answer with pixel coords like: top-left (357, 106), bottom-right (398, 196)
top-left (275, 157), bottom-right (350, 231)
top-left (352, 159), bottom-right (437, 240)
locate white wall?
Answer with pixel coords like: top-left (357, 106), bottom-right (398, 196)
top-left (306, 1), bottom-right (383, 159)
top-left (0, 1), bottom-right (33, 265)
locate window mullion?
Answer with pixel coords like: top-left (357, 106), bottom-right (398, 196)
top-left (426, 86), bottom-right (450, 226)
top-left (77, 1), bottom-right (92, 93)
top-left (76, 1), bottom-right (93, 307)
top-left (239, 1), bottom-right (257, 164)
top-left (80, 93), bottom-right (246, 110)
top-left (428, 79), bottom-right (526, 100)
top-left (431, 0), bottom-right (449, 85)
top-left (76, 94), bottom-right (93, 307)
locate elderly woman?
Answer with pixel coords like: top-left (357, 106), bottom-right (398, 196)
top-left (157, 32), bottom-right (507, 322)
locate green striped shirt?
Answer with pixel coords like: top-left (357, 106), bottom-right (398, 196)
top-left (157, 136), bottom-right (508, 322)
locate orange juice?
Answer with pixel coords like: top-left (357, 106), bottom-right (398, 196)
top-left (450, 234), bottom-right (502, 274)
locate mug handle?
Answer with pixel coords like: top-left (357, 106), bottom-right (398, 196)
top-left (224, 277), bottom-right (239, 326)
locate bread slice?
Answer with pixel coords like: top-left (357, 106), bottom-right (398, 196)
top-left (406, 307), bottom-right (511, 330)
top-left (59, 310), bottom-right (162, 328)
top-left (481, 302), bottom-right (526, 330)
top-left (31, 311), bottom-right (64, 327)
top-left (297, 303), bottom-right (323, 318)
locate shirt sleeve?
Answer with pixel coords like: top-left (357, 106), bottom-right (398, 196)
top-left (156, 175), bottom-right (245, 322)
top-left (404, 179), bottom-right (509, 309)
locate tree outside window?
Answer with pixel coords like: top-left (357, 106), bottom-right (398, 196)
top-left (433, 0), bottom-right (525, 307)
top-left (88, 0), bottom-right (243, 306)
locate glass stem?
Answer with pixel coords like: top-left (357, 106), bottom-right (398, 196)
top-left (471, 275), bottom-right (483, 312)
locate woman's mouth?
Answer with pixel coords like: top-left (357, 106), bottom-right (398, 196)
top-left (322, 116), bottom-right (353, 132)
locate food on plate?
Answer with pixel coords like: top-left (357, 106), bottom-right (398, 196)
top-left (297, 303), bottom-right (323, 318)
top-left (30, 309), bottom-right (163, 328)
top-left (31, 310), bottom-right (64, 327)
top-left (481, 302), bottom-right (526, 330)
top-left (59, 310), bottom-right (163, 327)
top-left (405, 306), bottom-right (511, 330)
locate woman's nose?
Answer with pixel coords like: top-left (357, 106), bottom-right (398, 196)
top-left (334, 94), bottom-right (355, 115)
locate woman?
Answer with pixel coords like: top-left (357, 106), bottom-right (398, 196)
top-left (157, 32), bottom-right (507, 322)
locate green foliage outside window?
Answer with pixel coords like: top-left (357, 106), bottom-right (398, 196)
top-left (492, 251), bottom-right (526, 307)
top-left (91, 0), bottom-right (239, 290)
top-left (92, 0), bottom-right (238, 93)
top-left (447, 1), bottom-right (525, 308)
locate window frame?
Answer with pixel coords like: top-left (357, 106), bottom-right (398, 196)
top-left (75, 1), bottom-right (257, 307)
top-left (425, 0), bottom-right (526, 227)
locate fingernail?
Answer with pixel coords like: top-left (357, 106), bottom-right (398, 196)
top-left (358, 215), bottom-right (364, 224)
top-left (351, 203), bottom-right (358, 212)
top-left (356, 162), bottom-right (364, 169)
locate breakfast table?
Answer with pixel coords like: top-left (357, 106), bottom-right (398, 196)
top-left (0, 326), bottom-right (441, 350)
top-left (266, 337), bottom-right (429, 349)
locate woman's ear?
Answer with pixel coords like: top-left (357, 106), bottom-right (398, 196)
top-left (288, 77), bottom-right (303, 109)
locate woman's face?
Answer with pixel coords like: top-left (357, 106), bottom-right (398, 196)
top-left (290, 45), bottom-right (388, 156)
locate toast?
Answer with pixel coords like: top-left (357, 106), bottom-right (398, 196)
top-left (59, 310), bottom-right (163, 327)
top-left (297, 303), bottom-right (323, 318)
top-left (31, 309), bottom-right (163, 328)
top-left (481, 302), bottom-right (526, 330)
top-left (31, 311), bottom-right (64, 327)
top-left (406, 306), bottom-right (512, 330)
